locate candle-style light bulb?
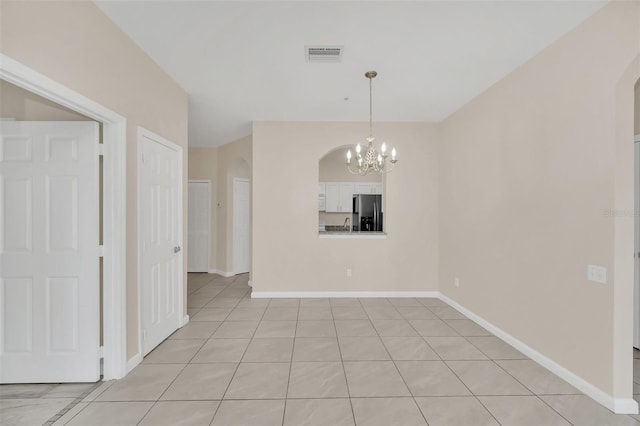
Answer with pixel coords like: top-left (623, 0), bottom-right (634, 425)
top-left (377, 153), bottom-right (382, 165)
top-left (391, 148), bottom-right (397, 160)
top-left (346, 150), bottom-right (352, 164)
top-left (356, 144), bottom-right (361, 154)
top-left (381, 142), bottom-right (387, 154)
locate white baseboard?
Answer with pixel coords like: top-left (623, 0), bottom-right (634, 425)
top-left (208, 269), bottom-right (234, 278)
top-left (614, 398), bottom-right (640, 414)
top-left (126, 353), bottom-right (143, 374)
top-left (251, 291), bottom-right (438, 299)
top-left (180, 315), bottom-right (190, 327)
top-left (439, 293), bottom-right (639, 415)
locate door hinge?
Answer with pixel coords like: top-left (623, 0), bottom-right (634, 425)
top-left (98, 245), bottom-right (105, 257)
top-left (97, 144), bottom-right (105, 156)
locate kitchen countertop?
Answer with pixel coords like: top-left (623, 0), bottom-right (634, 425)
top-left (318, 230), bottom-right (387, 239)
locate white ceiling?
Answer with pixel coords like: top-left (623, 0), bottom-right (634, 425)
top-left (95, 1), bottom-right (605, 148)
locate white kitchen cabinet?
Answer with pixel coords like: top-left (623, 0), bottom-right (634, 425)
top-left (324, 182), bottom-right (354, 213)
top-left (354, 182), bottom-right (383, 195)
top-left (322, 181), bottom-right (382, 213)
top-left (318, 183), bottom-right (326, 211)
top-left (339, 183), bottom-right (355, 213)
top-left (355, 183), bottom-right (373, 194)
top-left (324, 183), bottom-right (340, 212)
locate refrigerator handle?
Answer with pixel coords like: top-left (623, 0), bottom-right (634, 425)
top-left (373, 201), bottom-right (377, 231)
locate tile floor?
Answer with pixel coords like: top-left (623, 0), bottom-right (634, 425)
top-left (2, 272), bottom-right (640, 425)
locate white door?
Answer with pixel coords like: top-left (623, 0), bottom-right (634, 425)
top-left (0, 121), bottom-right (100, 383)
top-left (233, 178), bottom-right (250, 274)
top-left (188, 181), bottom-right (210, 273)
top-left (139, 130), bottom-right (183, 356)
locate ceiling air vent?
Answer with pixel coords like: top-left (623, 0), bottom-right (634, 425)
top-left (306, 46), bottom-right (343, 63)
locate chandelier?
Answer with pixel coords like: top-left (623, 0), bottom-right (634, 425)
top-left (346, 71), bottom-right (397, 175)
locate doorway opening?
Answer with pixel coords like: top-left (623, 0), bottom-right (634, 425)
top-left (0, 54), bottom-right (128, 380)
top-left (188, 180), bottom-right (211, 273)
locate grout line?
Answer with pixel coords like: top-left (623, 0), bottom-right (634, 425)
top-left (332, 302), bottom-right (357, 425)
top-left (489, 358), bottom-right (578, 425)
top-left (281, 294), bottom-right (301, 426)
top-left (213, 292), bottom-right (270, 423)
top-left (42, 382), bottom-right (104, 425)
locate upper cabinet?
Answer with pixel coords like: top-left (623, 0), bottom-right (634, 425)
top-left (325, 182), bottom-right (354, 213)
top-left (354, 182), bottom-right (383, 195)
top-left (321, 181), bottom-right (383, 212)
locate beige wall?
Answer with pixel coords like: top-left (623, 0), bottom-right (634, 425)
top-left (188, 135), bottom-right (251, 275)
top-left (1, 1), bottom-right (189, 361)
top-left (438, 0), bottom-right (639, 399)
top-left (319, 148), bottom-right (383, 183)
top-left (253, 121), bottom-right (438, 292)
top-left (1, 80), bottom-right (91, 121)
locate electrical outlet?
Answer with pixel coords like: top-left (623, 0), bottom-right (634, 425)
top-left (587, 264), bottom-right (607, 284)
top-left (454, 277), bottom-right (460, 288)
top-left (346, 268), bottom-right (352, 277)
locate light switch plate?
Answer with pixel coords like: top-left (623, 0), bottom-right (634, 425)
top-left (587, 264), bottom-right (607, 284)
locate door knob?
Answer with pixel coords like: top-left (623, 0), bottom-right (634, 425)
top-left (174, 246), bottom-right (181, 253)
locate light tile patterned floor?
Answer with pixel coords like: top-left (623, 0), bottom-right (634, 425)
top-left (2, 272), bottom-right (640, 425)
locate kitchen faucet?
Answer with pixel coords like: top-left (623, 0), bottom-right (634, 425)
top-left (343, 217), bottom-right (351, 232)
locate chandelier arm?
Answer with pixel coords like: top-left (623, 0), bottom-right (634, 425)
top-left (379, 160), bottom-right (396, 174)
top-left (346, 162), bottom-right (368, 176)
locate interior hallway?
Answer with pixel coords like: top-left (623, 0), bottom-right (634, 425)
top-left (2, 273), bottom-right (640, 425)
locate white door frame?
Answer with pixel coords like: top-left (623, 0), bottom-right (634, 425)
top-left (136, 127), bottom-right (185, 359)
top-left (188, 180), bottom-right (211, 273)
top-left (634, 134), bottom-right (640, 349)
top-left (233, 177), bottom-right (250, 275)
top-left (0, 54), bottom-right (128, 380)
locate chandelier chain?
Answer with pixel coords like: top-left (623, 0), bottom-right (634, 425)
top-left (369, 74), bottom-right (373, 139)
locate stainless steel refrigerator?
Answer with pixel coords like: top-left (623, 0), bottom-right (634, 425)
top-left (352, 194), bottom-right (383, 232)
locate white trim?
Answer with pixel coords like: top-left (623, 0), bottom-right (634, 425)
top-left (0, 54), bottom-right (128, 380)
top-left (635, 141), bottom-right (640, 349)
top-left (439, 293), bottom-right (639, 415)
top-left (615, 398), bottom-right (640, 414)
top-left (136, 127), bottom-right (185, 357)
top-left (187, 180), bottom-right (211, 273)
top-left (209, 269), bottom-right (235, 277)
top-left (319, 233), bottom-right (387, 239)
top-left (180, 315), bottom-right (190, 327)
top-left (252, 291), bottom-right (439, 299)
top-left (126, 353), bottom-right (142, 374)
